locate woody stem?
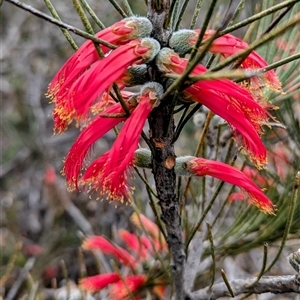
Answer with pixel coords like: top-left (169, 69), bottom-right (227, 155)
top-left (149, 102), bottom-right (185, 300)
top-left (147, 1), bottom-right (185, 299)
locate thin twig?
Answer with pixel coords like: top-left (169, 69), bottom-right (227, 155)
top-left (212, 12), bottom-right (300, 72)
top-left (220, 269), bottom-right (235, 297)
top-left (227, 0), bottom-right (245, 27)
top-left (166, 69), bottom-right (262, 83)
top-left (5, 258), bottom-right (36, 300)
top-left (182, 111), bottom-right (213, 207)
top-left (246, 243), bottom-right (268, 288)
top-left (107, 0), bottom-right (128, 18)
top-left (174, 103), bottom-right (201, 142)
top-left (79, 0), bottom-right (105, 29)
top-left (165, 0), bottom-right (178, 29)
top-left (207, 222), bottom-right (216, 290)
top-left (190, 0), bottom-right (204, 30)
top-left (189, 0), bottom-right (218, 61)
top-left (44, 0), bottom-right (78, 50)
top-left (221, 0), bottom-right (300, 35)
top-left (4, 0), bottom-right (117, 48)
top-left (235, 52), bottom-right (300, 83)
top-left (260, 3), bottom-right (295, 37)
top-left (174, 0), bottom-right (189, 30)
top-left (194, 111), bottom-right (214, 157)
top-left (121, 0), bottom-right (134, 16)
top-left (0, 243), bottom-right (22, 286)
top-left (134, 167), bottom-right (158, 198)
top-left (60, 260), bottom-right (71, 299)
top-left (263, 171), bottom-right (299, 274)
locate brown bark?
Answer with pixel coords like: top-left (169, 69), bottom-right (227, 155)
top-left (147, 1), bottom-right (185, 299)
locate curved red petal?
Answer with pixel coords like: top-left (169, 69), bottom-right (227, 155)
top-left (109, 275), bottom-right (146, 300)
top-left (83, 236), bottom-right (137, 268)
top-left (82, 94), bottom-right (153, 202)
top-left (67, 41), bottom-right (146, 121)
top-left (47, 20), bottom-right (135, 97)
top-left (198, 29), bottom-right (281, 91)
top-left (187, 158), bottom-right (275, 214)
top-left (80, 273), bottom-right (120, 292)
top-left (63, 103), bottom-right (127, 190)
top-left (185, 85), bottom-right (267, 168)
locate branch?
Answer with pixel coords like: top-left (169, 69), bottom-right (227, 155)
top-left (5, 258), bottom-right (36, 300)
top-left (184, 232), bottom-right (205, 292)
top-left (147, 0), bottom-right (171, 46)
top-left (148, 100), bottom-right (185, 300)
top-left (147, 1), bottom-right (185, 300)
top-left (187, 275), bottom-right (300, 300)
top-left (4, 0), bottom-right (116, 49)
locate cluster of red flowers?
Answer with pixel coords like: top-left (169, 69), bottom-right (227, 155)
top-left (80, 213), bottom-right (167, 299)
top-left (47, 16), bottom-right (280, 213)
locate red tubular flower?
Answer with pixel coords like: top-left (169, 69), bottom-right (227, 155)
top-left (243, 166), bottom-right (272, 187)
top-left (52, 38), bottom-right (160, 131)
top-left (109, 275), bottom-right (146, 300)
top-left (153, 285), bottom-right (167, 299)
top-left (156, 48), bottom-right (267, 167)
top-left (228, 192), bottom-right (247, 202)
top-left (82, 83), bottom-right (162, 202)
top-left (185, 157), bottom-right (275, 214)
top-left (118, 229), bottom-right (150, 260)
top-left (268, 143), bottom-right (291, 180)
top-left (80, 273), bottom-right (120, 292)
top-left (80, 273), bottom-right (146, 299)
top-left (89, 91), bottom-right (117, 115)
top-left (169, 29), bottom-right (281, 92)
top-left (131, 213), bottom-right (167, 251)
top-left (69, 39), bottom-right (159, 116)
top-left (157, 48), bottom-right (268, 132)
top-left (83, 236), bottom-right (137, 268)
top-left (131, 213), bottom-right (160, 237)
top-left (63, 95), bottom-right (135, 191)
top-left (47, 17), bottom-right (152, 101)
top-left (43, 165), bottom-right (56, 185)
top-left (200, 30), bottom-right (281, 92)
top-left (187, 84), bottom-right (267, 167)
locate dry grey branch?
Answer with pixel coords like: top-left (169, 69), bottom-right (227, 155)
top-left (5, 258), bottom-right (36, 300)
top-left (188, 275), bottom-right (300, 300)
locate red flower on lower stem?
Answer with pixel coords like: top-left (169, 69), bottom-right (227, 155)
top-left (228, 192), bottom-right (247, 203)
top-left (169, 29), bottom-right (281, 92)
top-left (83, 236), bottom-right (137, 268)
top-left (80, 273), bottom-right (120, 292)
top-left (185, 157), bottom-right (275, 214)
top-left (84, 215), bottom-right (168, 264)
top-left (243, 166), bottom-right (272, 187)
top-left (156, 48), bottom-right (268, 168)
top-left (81, 83), bottom-right (162, 202)
top-left (109, 275), bottom-right (147, 300)
top-left (80, 273), bottom-right (146, 300)
top-left (131, 213), bottom-right (168, 251)
top-left (118, 229), bottom-right (153, 260)
top-left (81, 214), bottom-right (168, 298)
